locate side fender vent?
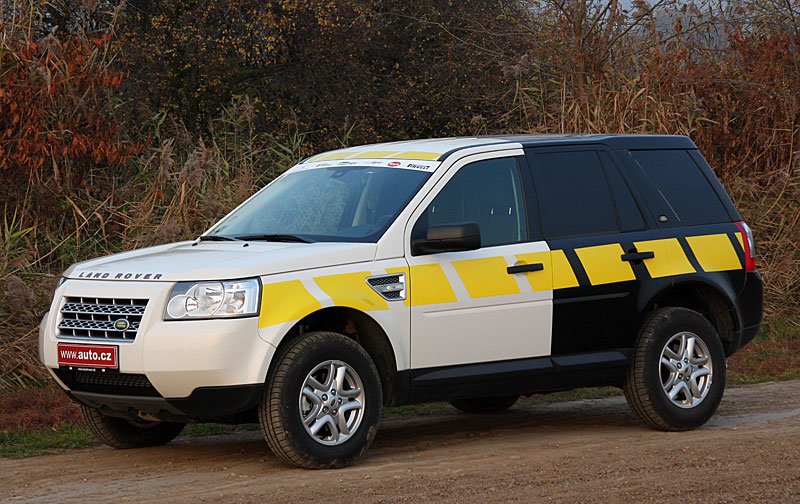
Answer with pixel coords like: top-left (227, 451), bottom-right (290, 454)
top-left (366, 273), bottom-right (406, 301)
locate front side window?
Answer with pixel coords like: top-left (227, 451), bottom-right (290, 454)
top-left (209, 167), bottom-right (431, 242)
top-left (412, 157), bottom-right (528, 248)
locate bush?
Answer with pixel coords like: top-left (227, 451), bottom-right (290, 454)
top-left (0, 1), bottom-right (797, 392)
top-left (0, 7), bottom-right (142, 184)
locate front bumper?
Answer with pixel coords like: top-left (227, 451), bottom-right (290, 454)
top-left (65, 384), bottom-right (264, 423)
top-left (40, 279), bottom-right (275, 411)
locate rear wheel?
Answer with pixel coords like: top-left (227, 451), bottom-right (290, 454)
top-left (450, 395), bottom-right (520, 414)
top-left (624, 307), bottom-right (726, 431)
top-left (81, 406), bottom-right (185, 449)
top-left (260, 331), bottom-right (382, 469)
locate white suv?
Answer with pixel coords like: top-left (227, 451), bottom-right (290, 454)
top-left (40, 135), bottom-right (762, 468)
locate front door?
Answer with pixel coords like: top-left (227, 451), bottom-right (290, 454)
top-left (405, 152), bottom-right (554, 369)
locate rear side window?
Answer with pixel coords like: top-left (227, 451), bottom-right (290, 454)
top-left (530, 151), bottom-right (618, 239)
top-left (599, 151), bottom-right (645, 232)
top-left (629, 150), bottom-right (729, 226)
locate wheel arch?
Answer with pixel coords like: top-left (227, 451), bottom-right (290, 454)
top-left (268, 307), bottom-right (402, 406)
top-left (641, 279), bottom-right (739, 355)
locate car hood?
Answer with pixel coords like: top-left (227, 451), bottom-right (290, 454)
top-left (64, 241), bottom-right (378, 282)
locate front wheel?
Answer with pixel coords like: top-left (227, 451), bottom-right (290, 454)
top-left (260, 331), bottom-right (382, 469)
top-left (624, 307), bottom-right (726, 431)
top-left (81, 406), bottom-right (185, 449)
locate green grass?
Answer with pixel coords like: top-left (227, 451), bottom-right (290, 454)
top-left (768, 317), bottom-right (800, 340)
top-left (0, 425), bottom-right (98, 458)
top-left (730, 369), bottom-right (800, 385)
top-left (727, 319), bottom-right (800, 385)
top-left (0, 423), bottom-right (267, 458)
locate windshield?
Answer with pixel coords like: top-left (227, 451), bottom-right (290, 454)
top-left (208, 166), bottom-right (432, 243)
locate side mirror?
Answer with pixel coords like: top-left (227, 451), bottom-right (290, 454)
top-left (412, 222), bottom-right (481, 255)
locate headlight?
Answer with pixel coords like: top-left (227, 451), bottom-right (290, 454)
top-left (164, 278), bottom-right (260, 320)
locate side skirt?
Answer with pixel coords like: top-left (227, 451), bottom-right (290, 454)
top-left (396, 349), bottom-right (632, 405)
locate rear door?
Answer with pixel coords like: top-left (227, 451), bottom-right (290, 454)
top-left (622, 149), bottom-right (747, 297)
top-left (406, 152), bottom-right (554, 369)
top-left (524, 145), bottom-right (683, 355)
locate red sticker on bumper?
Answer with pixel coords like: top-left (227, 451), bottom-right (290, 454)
top-left (57, 343), bottom-right (118, 369)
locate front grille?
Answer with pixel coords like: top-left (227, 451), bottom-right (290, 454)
top-left (54, 369), bottom-right (161, 397)
top-left (58, 297), bottom-right (148, 341)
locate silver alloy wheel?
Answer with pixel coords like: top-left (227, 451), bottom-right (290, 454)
top-left (659, 332), bottom-right (714, 409)
top-left (299, 360), bottom-right (365, 446)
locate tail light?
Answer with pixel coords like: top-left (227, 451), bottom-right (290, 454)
top-left (734, 221), bottom-right (757, 271)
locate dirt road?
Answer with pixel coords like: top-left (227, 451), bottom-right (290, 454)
top-left (2, 381), bottom-right (799, 503)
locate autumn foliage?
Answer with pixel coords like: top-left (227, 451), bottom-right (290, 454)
top-left (0, 17), bottom-right (142, 180)
top-left (0, 1), bottom-right (798, 390)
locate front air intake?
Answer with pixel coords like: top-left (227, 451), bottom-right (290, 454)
top-left (366, 273), bottom-right (406, 301)
top-left (53, 369), bottom-right (161, 397)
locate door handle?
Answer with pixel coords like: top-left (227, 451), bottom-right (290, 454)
top-left (621, 251), bottom-right (655, 262)
top-left (507, 263), bottom-right (544, 274)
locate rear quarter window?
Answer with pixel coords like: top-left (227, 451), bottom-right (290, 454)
top-left (629, 150), bottom-right (730, 226)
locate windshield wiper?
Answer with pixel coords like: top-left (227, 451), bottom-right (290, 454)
top-left (234, 234), bottom-right (313, 243)
top-left (197, 234), bottom-right (241, 242)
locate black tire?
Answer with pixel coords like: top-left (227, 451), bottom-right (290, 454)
top-left (624, 307), bottom-right (726, 431)
top-left (450, 395), bottom-right (520, 414)
top-left (260, 331), bottom-right (382, 469)
top-left (81, 406), bottom-right (185, 449)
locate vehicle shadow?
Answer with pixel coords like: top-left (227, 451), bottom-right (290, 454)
top-left (158, 395), bottom-right (643, 466)
top-left (372, 396), bottom-right (641, 450)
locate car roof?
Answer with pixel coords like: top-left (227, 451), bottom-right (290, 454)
top-left (303, 137), bottom-right (508, 163)
top-left (303, 134), bottom-right (697, 163)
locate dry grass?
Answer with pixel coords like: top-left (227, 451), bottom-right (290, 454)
top-left (0, 99), bottom-right (308, 390)
top-left (0, 328), bottom-right (48, 391)
top-left (727, 176), bottom-right (800, 323)
top-left (1, 2), bottom-right (799, 394)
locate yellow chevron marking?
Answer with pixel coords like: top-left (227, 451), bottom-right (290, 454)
top-left (575, 243), bottom-right (636, 286)
top-left (735, 232), bottom-right (745, 250)
top-left (260, 280), bottom-right (322, 327)
top-left (550, 250), bottom-right (580, 289)
top-left (515, 251), bottom-right (553, 291)
top-left (734, 232), bottom-right (746, 266)
top-left (393, 151), bottom-right (442, 160)
top-left (452, 257), bottom-right (520, 298)
top-left (408, 264), bottom-right (458, 306)
top-left (686, 234), bottom-right (742, 272)
top-left (634, 238), bottom-right (695, 278)
top-left (314, 272), bottom-right (389, 312)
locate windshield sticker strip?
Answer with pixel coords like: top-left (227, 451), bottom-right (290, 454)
top-left (293, 159), bottom-right (440, 172)
top-left (306, 150), bottom-right (443, 163)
